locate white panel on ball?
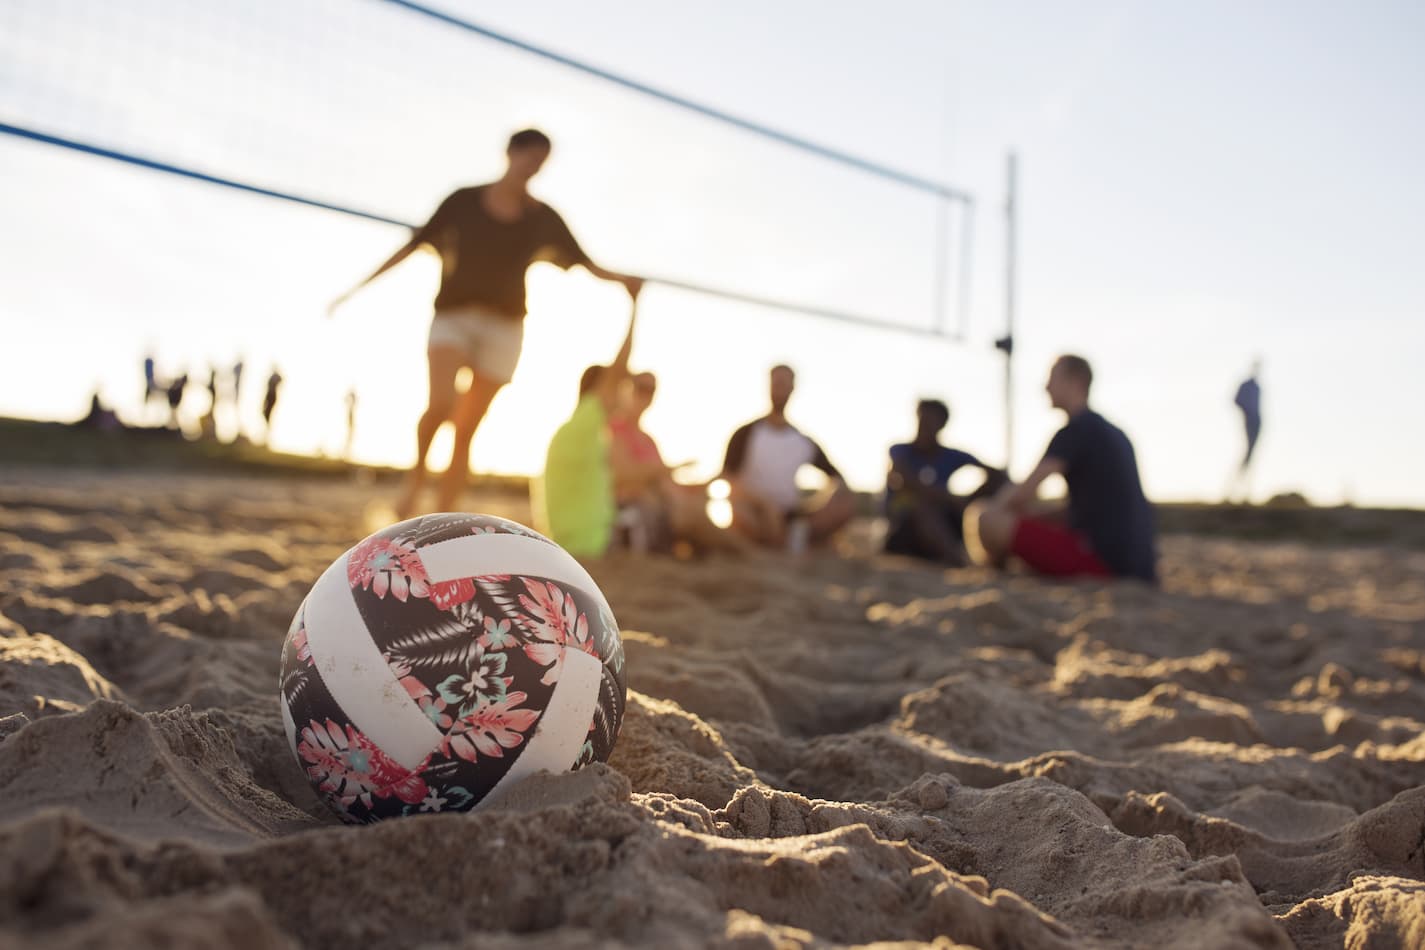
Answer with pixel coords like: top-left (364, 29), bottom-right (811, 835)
top-left (480, 647), bottom-right (604, 808)
top-left (301, 553), bottom-right (444, 771)
top-left (418, 533), bottom-right (603, 601)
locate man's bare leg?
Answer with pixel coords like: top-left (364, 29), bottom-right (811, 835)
top-left (806, 483), bottom-right (856, 545)
top-left (397, 346), bottom-right (464, 519)
top-left (964, 484), bottom-right (1018, 569)
top-left (729, 489), bottom-right (785, 547)
top-left (434, 371), bottom-right (503, 512)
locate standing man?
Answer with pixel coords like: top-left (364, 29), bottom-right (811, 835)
top-left (966, 355), bottom-right (1157, 583)
top-left (721, 365), bottom-right (855, 551)
top-left (1230, 360), bottom-right (1263, 502)
top-left (261, 368), bottom-right (283, 444)
top-left (329, 129), bottom-right (642, 516)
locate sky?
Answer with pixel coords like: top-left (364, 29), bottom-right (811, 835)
top-left (1, 0), bottom-right (1423, 506)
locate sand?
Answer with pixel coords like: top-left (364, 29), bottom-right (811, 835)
top-left (1, 470), bottom-right (1422, 949)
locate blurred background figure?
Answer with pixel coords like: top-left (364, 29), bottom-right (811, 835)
top-left (883, 398), bottom-right (1003, 566)
top-left (610, 371), bottom-right (745, 555)
top-left (230, 357), bottom-right (246, 440)
top-left (199, 365), bottom-right (221, 440)
top-left (1228, 359), bottom-right (1263, 504)
top-left (344, 388), bottom-right (358, 461)
top-left (721, 364), bottom-right (855, 553)
top-left (164, 373), bottom-right (189, 430)
top-left (142, 353), bottom-right (166, 423)
top-left (261, 368), bottom-right (283, 444)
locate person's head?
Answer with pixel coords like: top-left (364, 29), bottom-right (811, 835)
top-left (624, 371), bottom-right (657, 417)
top-left (579, 364), bottom-right (605, 399)
top-left (1046, 355), bottom-right (1092, 412)
top-left (769, 364), bottom-right (796, 415)
top-left (505, 128), bottom-right (552, 183)
top-left (915, 398), bottom-right (950, 441)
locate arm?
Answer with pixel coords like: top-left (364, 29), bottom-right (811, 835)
top-left (327, 233), bottom-right (424, 316)
top-left (1002, 455), bottom-right (1066, 513)
top-left (595, 301), bottom-right (638, 412)
top-left (583, 262), bottom-right (644, 299)
top-left (544, 208), bottom-right (643, 298)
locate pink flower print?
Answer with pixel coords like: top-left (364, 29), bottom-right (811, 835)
top-left (517, 579), bottom-right (593, 685)
top-left (347, 535), bottom-right (430, 602)
top-left (430, 576), bottom-right (476, 611)
top-left (292, 627), bottom-right (314, 667)
top-left (297, 719), bottom-right (429, 811)
top-left (418, 694), bottom-right (453, 730)
top-left (478, 616), bottom-right (517, 651)
top-left (442, 692), bottom-right (541, 763)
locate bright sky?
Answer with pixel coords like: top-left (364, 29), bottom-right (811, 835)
top-left (2, 0), bottom-right (1422, 506)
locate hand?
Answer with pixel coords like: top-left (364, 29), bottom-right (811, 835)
top-left (622, 276), bottom-right (644, 299)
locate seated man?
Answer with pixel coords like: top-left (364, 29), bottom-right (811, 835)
top-left (609, 372), bottom-right (743, 554)
top-left (536, 299), bottom-right (638, 558)
top-left (721, 364), bottom-right (855, 550)
top-left (884, 399), bottom-right (1002, 565)
top-left (966, 355), bottom-right (1157, 583)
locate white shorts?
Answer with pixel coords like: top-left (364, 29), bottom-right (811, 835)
top-left (428, 307), bottom-right (525, 385)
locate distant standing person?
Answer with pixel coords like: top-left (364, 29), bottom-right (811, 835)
top-left (143, 354), bottom-right (165, 421)
top-left (165, 373), bottom-right (188, 430)
top-left (328, 128), bottom-right (642, 517)
top-left (966, 355), bottom-right (1157, 583)
top-left (1230, 360), bottom-right (1262, 502)
top-left (262, 369), bottom-right (283, 442)
top-left (721, 365), bottom-right (855, 551)
top-left (344, 389), bottom-right (358, 461)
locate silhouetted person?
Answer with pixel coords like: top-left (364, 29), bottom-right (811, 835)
top-left (721, 365), bottom-right (855, 552)
top-left (536, 301), bottom-right (638, 558)
top-left (200, 366), bottom-right (220, 440)
top-left (609, 371), bottom-right (745, 555)
top-left (262, 369), bottom-right (283, 442)
top-left (77, 390), bottom-right (120, 432)
top-left (883, 399), bottom-right (1003, 566)
top-left (344, 389), bottom-right (358, 460)
top-left (1230, 360), bottom-right (1263, 502)
top-left (165, 374), bottom-right (189, 429)
top-left (328, 128), bottom-right (642, 517)
top-left (143, 354), bottom-right (165, 420)
top-left (967, 355), bottom-right (1157, 583)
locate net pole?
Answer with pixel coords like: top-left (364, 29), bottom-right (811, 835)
top-left (1002, 152), bottom-right (1018, 472)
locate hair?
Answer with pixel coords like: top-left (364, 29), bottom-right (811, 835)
top-left (770, 363), bottom-right (795, 378)
top-left (578, 364), bottom-right (604, 397)
top-left (508, 128), bottom-right (552, 151)
top-left (917, 398), bottom-right (950, 427)
top-left (1055, 354), bottom-right (1093, 390)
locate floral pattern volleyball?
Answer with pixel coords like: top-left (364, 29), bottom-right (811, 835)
top-left (279, 513), bottom-right (625, 822)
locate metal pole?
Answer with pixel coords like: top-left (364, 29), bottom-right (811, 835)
top-left (998, 152), bottom-right (1018, 473)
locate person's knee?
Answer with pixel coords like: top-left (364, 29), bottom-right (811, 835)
top-left (964, 500), bottom-right (1013, 563)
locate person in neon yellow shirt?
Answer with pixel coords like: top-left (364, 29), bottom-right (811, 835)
top-left (536, 297), bottom-right (638, 557)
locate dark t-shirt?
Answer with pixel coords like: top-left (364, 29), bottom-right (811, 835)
top-left (417, 185), bottom-right (590, 317)
top-left (884, 443), bottom-right (981, 516)
top-left (1044, 410), bottom-right (1157, 583)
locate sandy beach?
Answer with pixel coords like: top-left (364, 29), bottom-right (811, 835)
top-left (2, 469), bottom-right (1423, 948)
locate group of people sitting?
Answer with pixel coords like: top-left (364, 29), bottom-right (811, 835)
top-left (536, 305), bottom-right (1158, 585)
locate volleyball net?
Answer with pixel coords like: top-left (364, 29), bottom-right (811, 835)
top-left (0, 0), bottom-right (975, 341)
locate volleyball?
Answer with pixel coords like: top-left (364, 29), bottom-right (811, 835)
top-left (278, 512), bottom-right (625, 823)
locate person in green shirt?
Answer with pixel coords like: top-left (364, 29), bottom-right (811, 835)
top-left (536, 297), bottom-right (639, 557)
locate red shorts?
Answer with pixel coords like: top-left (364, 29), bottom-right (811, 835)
top-left (1011, 517), bottom-right (1111, 578)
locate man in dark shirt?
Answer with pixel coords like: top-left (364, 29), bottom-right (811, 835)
top-left (720, 364), bottom-right (854, 551)
top-left (967, 355), bottom-right (1157, 583)
top-left (884, 399), bottom-right (1002, 565)
top-left (329, 128), bottom-right (642, 516)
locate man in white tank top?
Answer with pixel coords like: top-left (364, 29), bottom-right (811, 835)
top-left (720, 365), bottom-right (855, 550)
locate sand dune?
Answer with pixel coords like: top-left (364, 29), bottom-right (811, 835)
top-left (1, 471), bottom-right (1422, 948)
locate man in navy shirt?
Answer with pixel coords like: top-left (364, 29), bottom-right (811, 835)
top-left (967, 355), bottom-right (1157, 583)
top-left (883, 399), bottom-right (1002, 565)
